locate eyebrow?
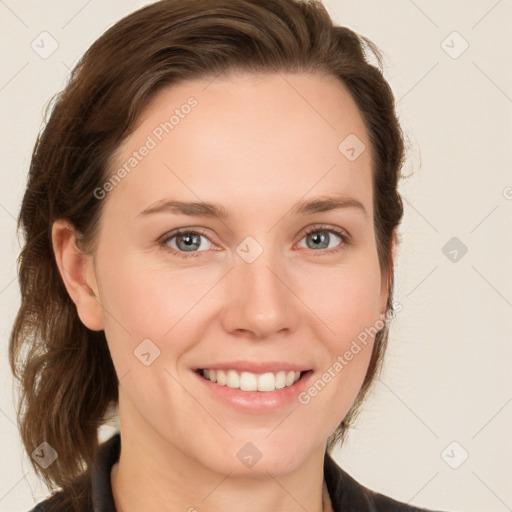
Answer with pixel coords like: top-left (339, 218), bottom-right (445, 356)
top-left (137, 194), bottom-right (367, 220)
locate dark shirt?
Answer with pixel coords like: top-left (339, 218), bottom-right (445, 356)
top-left (29, 433), bottom-right (449, 512)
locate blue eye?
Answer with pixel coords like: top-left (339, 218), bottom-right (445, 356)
top-left (298, 225), bottom-right (350, 256)
top-left (158, 224), bottom-right (350, 259)
top-left (159, 228), bottom-right (214, 258)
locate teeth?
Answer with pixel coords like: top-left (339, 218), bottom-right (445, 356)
top-left (226, 370), bottom-right (238, 388)
top-left (240, 371), bottom-right (258, 391)
top-left (216, 369), bottom-right (226, 385)
top-left (201, 369), bottom-right (302, 392)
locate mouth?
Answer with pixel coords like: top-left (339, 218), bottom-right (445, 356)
top-left (195, 368), bottom-right (313, 393)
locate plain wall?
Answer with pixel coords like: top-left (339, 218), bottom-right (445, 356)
top-left (0, 1), bottom-right (511, 511)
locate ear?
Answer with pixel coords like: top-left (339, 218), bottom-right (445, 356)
top-left (51, 219), bottom-right (104, 331)
top-left (379, 228), bottom-right (397, 318)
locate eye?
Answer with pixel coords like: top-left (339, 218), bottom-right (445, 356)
top-left (158, 224), bottom-right (351, 259)
top-left (296, 224), bottom-right (350, 255)
top-left (158, 228), bottom-right (215, 258)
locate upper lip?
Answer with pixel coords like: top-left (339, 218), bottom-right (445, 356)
top-left (194, 360), bottom-right (312, 374)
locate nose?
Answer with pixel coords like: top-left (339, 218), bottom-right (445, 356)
top-left (220, 247), bottom-right (300, 340)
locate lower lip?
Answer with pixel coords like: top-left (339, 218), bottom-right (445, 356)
top-left (193, 369), bottom-right (314, 412)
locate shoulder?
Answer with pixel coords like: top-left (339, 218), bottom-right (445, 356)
top-left (25, 472), bottom-right (91, 512)
top-left (324, 452), bottom-right (452, 512)
top-left (26, 433), bottom-right (120, 512)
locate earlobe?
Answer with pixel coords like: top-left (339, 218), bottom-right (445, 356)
top-left (51, 219), bottom-right (104, 331)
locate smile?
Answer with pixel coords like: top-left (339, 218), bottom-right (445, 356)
top-left (199, 368), bottom-right (305, 392)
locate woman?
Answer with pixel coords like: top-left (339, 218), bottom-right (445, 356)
top-left (9, 0), bottom-right (451, 511)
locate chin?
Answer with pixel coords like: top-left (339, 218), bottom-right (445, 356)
top-left (195, 435), bottom-right (315, 478)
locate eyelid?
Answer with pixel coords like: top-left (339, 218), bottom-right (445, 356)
top-left (294, 223), bottom-right (351, 256)
top-left (157, 226), bottom-right (212, 244)
top-left (297, 223), bottom-right (351, 243)
top-left (158, 223), bottom-right (351, 258)
top-left (157, 227), bottom-right (218, 258)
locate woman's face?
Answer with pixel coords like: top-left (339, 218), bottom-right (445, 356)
top-left (82, 71), bottom-right (390, 475)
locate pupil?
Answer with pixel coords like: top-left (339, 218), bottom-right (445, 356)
top-left (179, 233), bottom-right (200, 251)
top-left (310, 232), bottom-right (328, 249)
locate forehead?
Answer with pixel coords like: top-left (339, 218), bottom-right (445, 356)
top-left (104, 71), bottom-right (374, 220)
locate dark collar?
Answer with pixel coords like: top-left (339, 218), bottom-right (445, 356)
top-left (90, 432), bottom-right (120, 511)
top-left (33, 432), bottom-right (444, 512)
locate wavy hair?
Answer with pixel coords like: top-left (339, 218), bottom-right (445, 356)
top-left (9, 0), bottom-right (406, 503)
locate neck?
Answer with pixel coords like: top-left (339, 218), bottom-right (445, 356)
top-left (110, 399), bottom-right (331, 512)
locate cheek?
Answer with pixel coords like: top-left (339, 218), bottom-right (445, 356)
top-left (299, 258), bottom-right (383, 343)
top-left (94, 248), bottom-right (227, 389)
top-left (94, 254), bottom-right (198, 417)
top-left (297, 259), bottom-right (383, 400)
top-left (93, 247), bottom-right (182, 377)
top-left (97, 247), bottom-right (197, 334)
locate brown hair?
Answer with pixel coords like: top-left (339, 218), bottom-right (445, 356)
top-left (9, 0), bottom-right (405, 501)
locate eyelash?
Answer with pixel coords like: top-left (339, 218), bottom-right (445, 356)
top-left (157, 224), bottom-right (351, 259)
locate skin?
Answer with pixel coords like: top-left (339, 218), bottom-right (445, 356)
top-left (52, 71), bottom-right (395, 512)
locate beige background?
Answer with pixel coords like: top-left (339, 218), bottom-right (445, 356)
top-left (1, 1), bottom-right (511, 511)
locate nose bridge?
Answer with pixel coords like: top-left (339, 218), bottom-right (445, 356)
top-left (221, 237), bottom-right (298, 337)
